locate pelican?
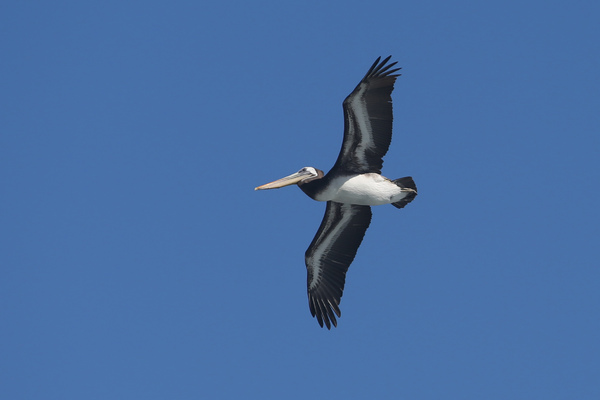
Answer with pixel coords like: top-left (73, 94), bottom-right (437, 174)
top-left (255, 56), bottom-right (417, 329)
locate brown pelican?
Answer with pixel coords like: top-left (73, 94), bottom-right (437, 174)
top-left (255, 56), bottom-right (417, 329)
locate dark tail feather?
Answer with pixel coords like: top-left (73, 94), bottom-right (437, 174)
top-left (391, 177), bottom-right (417, 209)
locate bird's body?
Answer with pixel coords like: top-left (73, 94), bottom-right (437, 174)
top-left (304, 173), bottom-right (411, 206)
top-left (255, 56), bottom-right (417, 329)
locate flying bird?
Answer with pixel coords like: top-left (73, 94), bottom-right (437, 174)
top-left (255, 56), bottom-right (417, 329)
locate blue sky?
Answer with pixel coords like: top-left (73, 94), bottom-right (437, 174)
top-left (1, 1), bottom-right (599, 399)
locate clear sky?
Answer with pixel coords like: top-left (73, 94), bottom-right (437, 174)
top-left (1, 1), bottom-right (599, 399)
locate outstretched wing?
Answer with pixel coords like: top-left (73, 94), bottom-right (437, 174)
top-left (331, 56), bottom-right (401, 174)
top-left (305, 201), bottom-right (372, 329)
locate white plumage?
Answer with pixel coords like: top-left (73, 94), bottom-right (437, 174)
top-left (315, 174), bottom-right (410, 206)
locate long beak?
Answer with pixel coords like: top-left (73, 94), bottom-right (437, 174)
top-left (254, 170), bottom-right (311, 190)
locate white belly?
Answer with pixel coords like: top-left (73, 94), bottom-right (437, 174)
top-left (315, 174), bottom-right (408, 206)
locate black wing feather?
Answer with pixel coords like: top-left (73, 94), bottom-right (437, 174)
top-left (331, 56), bottom-right (401, 174)
top-left (305, 202), bottom-right (372, 329)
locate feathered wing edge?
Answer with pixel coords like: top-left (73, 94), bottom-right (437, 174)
top-left (333, 56), bottom-right (401, 174)
top-left (305, 202), bottom-right (372, 329)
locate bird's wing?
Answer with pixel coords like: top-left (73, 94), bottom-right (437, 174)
top-left (305, 201), bottom-right (372, 329)
top-left (331, 56), bottom-right (401, 174)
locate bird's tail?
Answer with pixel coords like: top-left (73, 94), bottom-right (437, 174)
top-left (391, 177), bottom-right (417, 209)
